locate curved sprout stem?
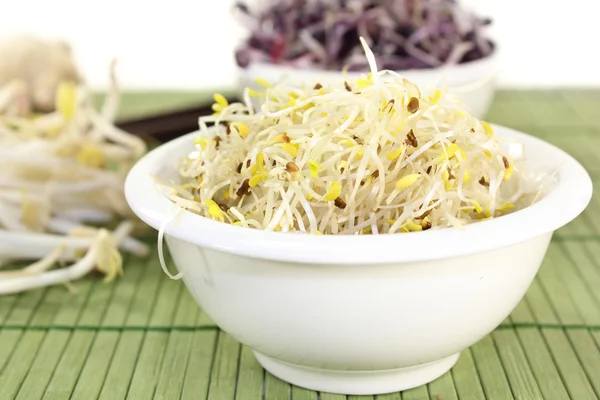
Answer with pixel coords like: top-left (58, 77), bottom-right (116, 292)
top-left (157, 207), bottom-right (183, 280)
top-left (0, 246), bottom-right (65, 278)
top-left (0, 221), bottom-right (132, 295)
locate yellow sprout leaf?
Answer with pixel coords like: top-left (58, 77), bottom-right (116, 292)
top-left (483, 149), bottom-right (492, 159)
top-left (205, 199), bottom-right (224, 220)
top-left (405, 221), bottom-right (423, 232)
top-left (483, 207), bottom-right (492, 218)
top-left (249, 174), bottom-right (265, 187)
top-left (212, 103), bottom-right (223, 113)
top-left (498, 202), bottom-right (515, 212)
top-left (357, 78), bottom-right (373, 90)
top-left (256, 152), bottom-right (265, 173)
top-left (232, 122), bottom-right (249, 139)
top-left (223, 191), bottom-right (230, 200)
top-left (400, 226), bottom-right (410, 233)
top-left (395, 174), bottom-right (420, 191)
top-left (441, 143), bottom-right (466, 161)
top-left (77, 144), bottom-right (105, 168)
top-left (356, 148), bottom-right (364, 160)
top-left (308, 160), bottom-right (321, 178)
top-left (316, 231), bottom-right (323, 235)
top-left (472, 201), bottom-right (483, 214)
top-left (248, 88), bottom-right (263, 97)
top-left (429, 89), bottom-right (441, 105)
top-left (194, 137), bottom-right (208, 149)
top-left (56, 81), bottom-right (78, 121)
top-left (482, 121), bottom-right (494, 136)
top-left (255, 78), bottom-right (272, 88)
top-left (273, 134), bottom-right (290, 143)
top-left (324, 180), bottom-right (341, 201)
top-left (213, 93), bottom-right (229, 108)
top-left (281, 143), bottom-right (298, 157)
top-left (504, 164), bottom-right (514, 180)
top-left (442, 169), bottom-right (450, 181)
top-left (387, 219), bottom-right (396, 225)
top-left (339, 160), bottom-right (347, 171)
top-left (338, 139), bottom-right (355, 147)
top-left (386, 146), bottom-right (404, 161)
top-left (464, 168), bottom-right (471, 183)
top-left (444, 181), bottom-right (454, 191)
top-left (299, 102), bottom-right (315, 112)
top-left (440, 144), bottom-right (455, 160)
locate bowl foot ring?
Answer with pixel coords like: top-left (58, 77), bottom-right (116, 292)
top-left (253, 352), bottom-right (460, 396)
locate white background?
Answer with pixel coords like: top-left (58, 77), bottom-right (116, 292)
top-left (0, 0), bottom-right (596, 90)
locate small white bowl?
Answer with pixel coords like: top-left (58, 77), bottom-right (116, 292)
top-left (125, 125), bottom-right (591, 396)
top-left (238, 51), bottom-right (500, 119)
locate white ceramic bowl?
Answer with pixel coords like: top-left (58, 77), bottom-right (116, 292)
top-left (125, 125), bottom-right (591, 396)
top-left (238, 51), bottom-right (500, 119)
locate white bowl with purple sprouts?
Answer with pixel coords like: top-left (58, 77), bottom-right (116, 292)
top-left (234, 0), bottom-right (500, 118)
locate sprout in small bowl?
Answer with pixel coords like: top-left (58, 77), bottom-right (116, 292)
top-left (125, 127), bottom-right (591, 396)
top-left (234, 0), bottom-right (499, 118)
top-left (124, 38), bottom-right (591, 395)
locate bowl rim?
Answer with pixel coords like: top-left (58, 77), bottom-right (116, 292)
top-left (240, 46), bottom-right (501, 81)
top-left (125, 124), bottom-right (592, 265)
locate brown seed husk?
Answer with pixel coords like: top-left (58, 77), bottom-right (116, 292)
top-left (405, 129), bottom-right (418, 147)
top-left (407, 97), bottom-right (419, 113)
top-left (334, 197), bottom-right (347, 209)
top-left (236, 179), bottom-right (251, 197)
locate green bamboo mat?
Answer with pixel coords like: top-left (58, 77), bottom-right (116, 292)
top-left (1, 90), bottom-right (600, 400)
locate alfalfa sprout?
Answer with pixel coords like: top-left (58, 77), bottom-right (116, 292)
top-left (166, 38), bottom-right (544, 236)
top-left (0, 61), bottom-right (149, 294)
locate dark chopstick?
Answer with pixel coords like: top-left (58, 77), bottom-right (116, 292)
top-left (116, 99), bottom-right (241, 143)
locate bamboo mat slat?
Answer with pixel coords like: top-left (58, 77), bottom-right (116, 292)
top-left (1, 90), bottom-right (600, 399)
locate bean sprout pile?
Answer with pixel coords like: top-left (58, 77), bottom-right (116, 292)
top-left (0, 62), bottom-right (149, 295)
top-left (168, 39), bottom-right (541, 235)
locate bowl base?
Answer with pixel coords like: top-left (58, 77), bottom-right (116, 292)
top-left (254, 352), bottom-right (460, 395)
